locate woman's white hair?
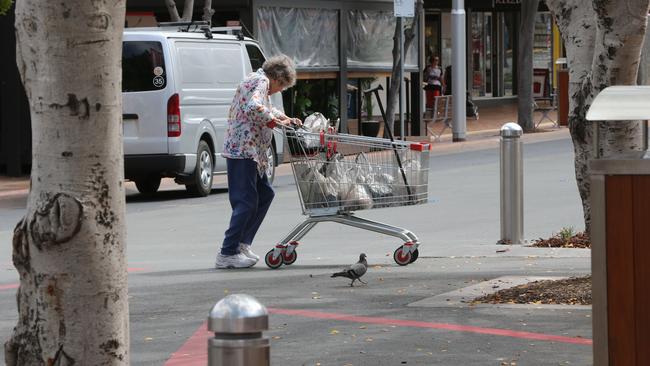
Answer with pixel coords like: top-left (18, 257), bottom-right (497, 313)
top-left (262, 54), bottom-right (297, 89)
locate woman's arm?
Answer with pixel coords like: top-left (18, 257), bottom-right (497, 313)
top-left (240, 78), bottom-right (277, 127)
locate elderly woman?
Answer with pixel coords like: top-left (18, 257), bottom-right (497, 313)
top-left (216, 54), bottom-right (301, 269)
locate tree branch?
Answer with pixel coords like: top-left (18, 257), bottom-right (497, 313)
top-left (164, 0), bottom-right (181, 22)
top-left (385, 1), bottom-right (422, 133)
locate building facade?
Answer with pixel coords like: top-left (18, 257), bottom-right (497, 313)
top-left (0, 0), bottom-right (558, 176)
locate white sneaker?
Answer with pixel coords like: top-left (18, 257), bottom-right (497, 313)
top-left (215, 253), bottom-right (256, 269)
top-left (239, 244), bottom-right (260, 262)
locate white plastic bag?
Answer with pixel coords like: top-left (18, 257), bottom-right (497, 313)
top-left (294, 161), bottom-right (338, 209)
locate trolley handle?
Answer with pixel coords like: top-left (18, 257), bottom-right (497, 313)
top-left (273, 118), bottom-right (304, 132)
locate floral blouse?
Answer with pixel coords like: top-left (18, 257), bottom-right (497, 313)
top-left (223, 69), bottom-right (285, 176)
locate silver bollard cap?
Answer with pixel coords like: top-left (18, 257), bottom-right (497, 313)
top-left (500, 122), bottom-right (523, 137)
top-left (208, 294), bottom-right (269, 333)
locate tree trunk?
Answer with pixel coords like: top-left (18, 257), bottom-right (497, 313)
top-left (590, 0), bottom-right (648, 157)
top-left (202, 0), bottom-right (214, 24)
top-left (517, 0), bottom-right (539, 131)
top-left (385, 1), bottom-right (422, 135)
top-left (547, 0), bottom-right (598, 234)
top-left (165, 0), bottom-right (181, 22)
top-left (181, 0), bottom-right (195, 21)
top-left (547, 0), bottom-right (649, 234)
top-left (6, 1), bottom-right (129, 365)
top-left (638, 28), bottom-right (650, 84)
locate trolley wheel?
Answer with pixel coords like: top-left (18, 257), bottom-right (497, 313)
top-left (265, 250), bottom-right (283, 269)
top-left (283, 250), bottom-right (297, 265)
top-left (409, 249), bottom-right (419, 263)
top-left (393, 246), bottom-right (412, 266)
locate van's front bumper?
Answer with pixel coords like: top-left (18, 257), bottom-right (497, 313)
top-left (124, 154), bottom-right (188, 179)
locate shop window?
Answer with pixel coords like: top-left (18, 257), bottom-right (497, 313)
top-left (347, 10), bottom-right (417, 69)
top-left (533, 12), bottom-right (553, 71)
top-left (503, 12), bottom-right (516, 96)
top-left (470, 12), bottom-right (493, 97)
top-left (284, 79), bottom-right (340, 121)
top-left (255, 7), bottom-right (338, 67)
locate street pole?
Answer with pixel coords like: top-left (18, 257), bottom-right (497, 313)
top-left (399, 16), bottom-right (405, 140)
top-left (451, 0), bottom-right (467, 142)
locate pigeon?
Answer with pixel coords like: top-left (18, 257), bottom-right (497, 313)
top-left (331, 253), bottom-right (368, 287)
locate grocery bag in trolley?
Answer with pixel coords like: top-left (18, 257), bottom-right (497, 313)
top-left (286, 112), bottom-right (329, 156)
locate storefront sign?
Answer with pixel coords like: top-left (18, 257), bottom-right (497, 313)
top-left (394, 0), bottom-right (414, 17)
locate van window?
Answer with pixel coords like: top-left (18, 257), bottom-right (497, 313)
top-left (246, 45), bottom-right (266, 71)
top-left (123, 41), bottom-right (166, 92)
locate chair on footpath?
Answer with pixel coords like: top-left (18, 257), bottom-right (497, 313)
top-left (533, 95), bottom-right (558, 128)
top-left (425, 95), bottom-right (452, 141)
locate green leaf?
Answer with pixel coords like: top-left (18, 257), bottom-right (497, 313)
top-left (0, 0), bottom-right (12, 16)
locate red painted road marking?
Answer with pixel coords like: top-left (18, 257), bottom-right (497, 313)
top-left (127, 267), bottom-right (148, 272)
top-left (165, 322), bottom-right (209, 366)
top-left (268, 308), bottom-right (593, 346)
top-left (0, 283), bottom-right (19, 291)
top-left (165, 308), bottom-right (591, 365)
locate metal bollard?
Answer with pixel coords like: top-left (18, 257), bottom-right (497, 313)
top-left (208, 294), bottom-right (270, 366)
top-left (500, 122), bottom-right (523, 244)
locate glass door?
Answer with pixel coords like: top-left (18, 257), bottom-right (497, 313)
top-left (503, 12), bottom-right (517, 96)
top-left (425, 13), bottom-right (441, 64)
top-left (470, 12), bottom-right (492, 97)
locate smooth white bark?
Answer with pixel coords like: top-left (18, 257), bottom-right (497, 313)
top-left (547, 0), bottom-right (649, 233)
top-left (202, 0), bottom-right (215, 24)
top-left (6, 1), bottom-right (129, 365)
top-left (591, 0), bottom-right (647, 157)
top-left (181, 0), bottom-right (194, 21)
top-left (165, 0), bottom-right (182, 22)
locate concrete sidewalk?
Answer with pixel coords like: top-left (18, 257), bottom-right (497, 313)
top-left (0, 126), bottom-right (589, 366)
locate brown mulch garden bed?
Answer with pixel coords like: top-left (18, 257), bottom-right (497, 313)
top-left (483, 230), bottom-right (592, 305)
top-left (473, 276), bottom-right (592, 305)
top-left (531, 231), bottom-right (591, 248)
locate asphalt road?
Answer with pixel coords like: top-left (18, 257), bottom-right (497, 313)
top-left (0, 131), bottom-right (592, 365)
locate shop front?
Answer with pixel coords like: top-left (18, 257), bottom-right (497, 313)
top-left (252, 0), bottom-right (423, 136)
top-left (424, 0), bottom-right (556, 101)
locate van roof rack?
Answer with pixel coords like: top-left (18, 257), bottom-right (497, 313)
top-left (211, 26), bottom-right (244, 40)
top-left (158, 21), bottom-right (213, 39)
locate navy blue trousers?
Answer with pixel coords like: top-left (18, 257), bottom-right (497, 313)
top-left (221, 158), bottom-right (275, 255)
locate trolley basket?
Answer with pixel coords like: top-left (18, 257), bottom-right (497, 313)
top-left (264, 125), bottom-right (430, 269)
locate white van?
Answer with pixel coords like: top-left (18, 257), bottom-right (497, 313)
top-left (122, 24), bottom-right (285, 196)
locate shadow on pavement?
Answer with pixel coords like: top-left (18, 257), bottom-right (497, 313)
top-left (125, 187), bottom-right (228, 203)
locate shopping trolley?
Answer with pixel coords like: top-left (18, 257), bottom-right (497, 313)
top-left (264, 123), bottom-right (430, 269)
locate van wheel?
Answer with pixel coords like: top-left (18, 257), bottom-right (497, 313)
top-left (186, 140), bottom-right (213, 197)
top-left (135, 175), bottom-right (161, 196)
top-left (265, 144), bottom-right (276, 184)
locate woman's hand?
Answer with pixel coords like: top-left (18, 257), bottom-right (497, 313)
top-left (289, 118), bottom-right (303, 127)
top-left (276, 117), bottom-right (302, 127)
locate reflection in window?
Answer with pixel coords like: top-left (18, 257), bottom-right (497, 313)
top-left (347, 10), bottom-right (417, 69)
top-left (284, 79), bottom-right (340, 121)
top-left (255, 7), bottom-right (338, 67)
top-left (122, 41), bottom-right (166, 92)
